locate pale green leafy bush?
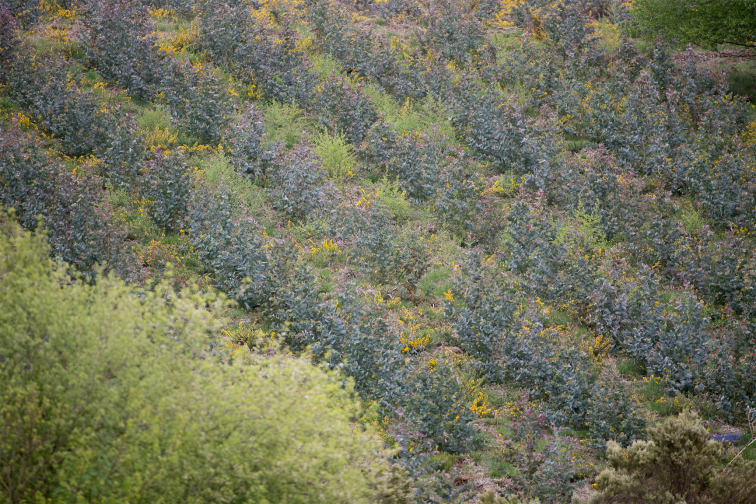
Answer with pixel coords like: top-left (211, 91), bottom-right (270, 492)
top-left (0, 217), bottom-right (391, 504)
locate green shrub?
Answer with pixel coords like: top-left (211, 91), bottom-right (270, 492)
top-left (188, 185), bottom-right (270, 310)
top-left (479, 489), bottom-right (540, 504)
top-left (226, 103), bottom-right (272, 178)
top-left (0, 0), bottom-right (41, 28)
top-left (0, 217), bottom-right (390, 504)
top-left (313, 130), bottom-right (358, 180)
top-left (0, 6), bottom-right (17, 85)
top-left (0, 123), bottom-right (125, 279)
top-left (267, 141), bottom-right (339, 219)
top-left (142, 150), bottom-right (191, 232)
top-left (82, 0), bottom-right (168, 102)
top-left (631, 0), bottom-right (756, 49)
top-left (577, 410), bottom-right (756, 504)
top-left (370, 177), bottom-right (412, 224)
top-left (160, 61), bottom-right (234, 145)
top-left (501, 397), bottom-right (587, 504)
top-left (313, 74), bottom-right (379, 146)
top-left (586, 378), bottom-right (647, 453)
top-left (95, 107), bottom-right (147, 189)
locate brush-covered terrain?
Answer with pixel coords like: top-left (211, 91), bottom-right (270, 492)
top-left (1, 0), bottom-right (756, 503)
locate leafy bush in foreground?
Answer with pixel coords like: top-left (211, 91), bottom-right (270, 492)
top-left (0, 217), bottom-right (390, 504)
top-left (577, 411), bottom-right (756, 504)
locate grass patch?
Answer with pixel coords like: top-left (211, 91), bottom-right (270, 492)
top-left (676, 200), bottom-right (708, 234)
top-left (311, 53), bottom-right (343, 80)
top-left (367, 176), bottom-right (413, 224)
top-left (728, 69), bottom-right (756, 102)
top-left (312, 131), bottom-right (357, 180)
top-left (137, 107), bottom-right (196, 148)
top-left (616, 358), bottom-right (644, 379)
top-left (362, 85), bottom-right (456, 138)
top-left (559, 427), bottom-right (590, 439)
top-left (0, 96), bottom-right (19, 113)
top-left (637, 377), bottom-right (665, 402)
top-left (263, 101), bottom-right (319, 148)
top-left (743, 433), bottom-right (756, 461)
top-left (418, 267), bottom-right (453, 299)
top-left (489, 459), bottom-right (517, 478)
top-left (195, 152), bottom-right (269, 215)
top-left (428, 453), bottom-right (459, 472)
top-left (566, 138), bottom-right (598, 152)
top-left (637, 377), bottom-right (686, 416)
top-left (495, 425), bottom-right (514, 439)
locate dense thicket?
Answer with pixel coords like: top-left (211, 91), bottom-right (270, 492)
top-left (0, 215), bottom-right (390, 504)
top-left (1, 0), bottom-right (755, 502)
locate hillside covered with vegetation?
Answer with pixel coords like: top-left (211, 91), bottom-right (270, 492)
top-left (1, 0), bottom-right (756, 502)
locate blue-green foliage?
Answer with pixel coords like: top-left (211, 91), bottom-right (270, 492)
top-left (0, 123), bottom-right (125, 279)
top-left (188, 186), bottom-right (271, 310)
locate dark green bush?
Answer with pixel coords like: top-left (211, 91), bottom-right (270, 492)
top-left (160, 61), bottom-right (234, 145)
top-left (313, 74), bottom-right (379, 146)
top-left (6, 50), bottom-right (112, 157)
top-left (266, 141), bottom-right (338, 218)
top-left (197, 0), bottom-right (317, 106)
top-left (0, 123), bottom-right (125, 279)
top-left (94, 108), bottom-right (147, 189)
top-left (82, 0), bottom-right (168, 101)
top-left (631, 0), bottom-right (756, 49)
top-left (0, 6), bottom-right (16, 85)
top-left (0, 0), bottom-right (41, 28)
top-left (142, 150), bottom-right (191, 232)
top-left (416, 2), bottom-right (488, 65)
top-left (586, 378), bottom-right (647, 453)
top-left (188, 186), bottom-right (271, 310)
top-left (226, 103), bottom-right (273, 178)
top-left (502, 397), bottom-right (587, 504)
